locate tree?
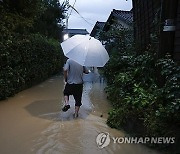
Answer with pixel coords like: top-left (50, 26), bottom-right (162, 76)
top-left (2, 0), bottom-right (44, 18)
top-left (1, 0), bottom-right (67, 39)
top-left (32, 0), bottom-right (67, 39)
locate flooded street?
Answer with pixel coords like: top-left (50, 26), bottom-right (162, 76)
top-left (0, 75), bottom-right (161, 154)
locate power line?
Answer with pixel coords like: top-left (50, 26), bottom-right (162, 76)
top-left (70, 14), bottom-right (96, 23)
top-left (65, 0), bottom-right (77, 28)
top-left (67, 0), bottom-right (77, 20)
top-left (68, 4), bottom-right (94, 27)
top-left (66, 0), bottom-right (94, 28)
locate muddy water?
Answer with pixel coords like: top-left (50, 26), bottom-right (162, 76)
top-left (0, 75), bottom-right (161, 154)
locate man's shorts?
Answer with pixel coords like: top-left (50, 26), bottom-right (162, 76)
top-left (63, 83), bottom-right (83, 106)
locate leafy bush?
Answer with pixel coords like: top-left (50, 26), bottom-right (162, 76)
top-left (0, 34), bottom-right (63, 100)
top-left (104, 39), bottom-right (180, 152)
top-left (0, 0), bottom-right (67, 100)
top-left (104, 26), bottom-right (180, 152)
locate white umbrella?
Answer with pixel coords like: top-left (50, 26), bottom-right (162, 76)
top-left (61, 35), bottom-right (109, 67)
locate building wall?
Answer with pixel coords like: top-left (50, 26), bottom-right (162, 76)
top-left (132, 0), bottom-right (161, 50)
top-left (133, 0), bottom-right (180, 61)
top-left (174, 1), bottom-right (180, 61)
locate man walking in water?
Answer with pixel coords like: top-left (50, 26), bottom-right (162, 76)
top-left (62, 59), bottom-right (89, 118)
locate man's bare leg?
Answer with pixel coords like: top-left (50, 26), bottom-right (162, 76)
top-left (74, 106), bottom-right (80, 117)
top-left (64, 95), bottom-right (69, 105)
top-left (62, 95), bottom-right (70, 112)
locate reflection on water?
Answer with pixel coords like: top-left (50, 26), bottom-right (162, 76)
top-left (0, 75), bottom-right (161, 154)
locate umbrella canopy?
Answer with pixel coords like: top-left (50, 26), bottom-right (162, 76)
top-left (61, 35), bottom-right (109, 67)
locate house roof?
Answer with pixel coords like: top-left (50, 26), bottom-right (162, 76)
top-left (103, 9), bottom-right (133, 31)
top-left (96, 21), bottom-right (106, 29)
top-left (112, 9), bottom-right (133, 24)
top-left (90, 21), bottom-right (105, 37)
top-left (63, 29), bottom-right (89, 35)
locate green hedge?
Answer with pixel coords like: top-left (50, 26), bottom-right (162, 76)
top-left (100, 23), bottom-right (180, 153)
top-left (104, 51), bottom-right (180, 152)
top-left (0, 34), bottom-right (63, 100)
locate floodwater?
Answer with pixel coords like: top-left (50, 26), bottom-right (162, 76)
top-left (0, 75), bottom-right (161, 154)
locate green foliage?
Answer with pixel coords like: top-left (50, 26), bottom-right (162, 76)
top-left (0, 5), bottom-right (33, 42)
top-left (0, 34), bottom-right (63, 100)
top-left (32, 0), bottom-right (67, 39)
top-left (103, 28), bottom-right (180, 151)
top-left (1, 0), bottom-right (67, 39)
top-left (0, 0), bottom-right (67, 100)
top-left (107, 108), bottom-right (127, 129)
top-left (100, 26), bottom-right (133, 54)
top-left (2, 0), bottom-right (43, 18)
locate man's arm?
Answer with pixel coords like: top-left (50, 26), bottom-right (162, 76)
top-left (64, 70), bottom-right (68, 82)
top-left (83, 66), bottom-right (89, 74)
top-left (63, 59), bottom-right (69, 82)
